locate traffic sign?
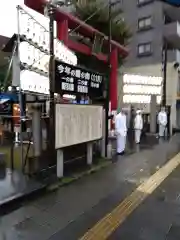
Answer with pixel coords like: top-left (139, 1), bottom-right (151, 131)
top-left (161, 0), bottom-right (180, 6)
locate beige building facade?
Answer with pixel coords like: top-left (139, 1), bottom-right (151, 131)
top-left (118, 63), bottom-right (179, 130)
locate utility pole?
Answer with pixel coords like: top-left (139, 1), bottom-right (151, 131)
top-left (17, 6), bottom-right (24, 170)
top-left (105, 0), bottom-right (112, 157)
top-left (162, 40), bottom-right (167, 107)
top-left (47, 3), bottom-right (56, 156)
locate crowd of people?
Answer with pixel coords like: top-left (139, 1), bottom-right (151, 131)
top-left (115, 106), bottom-right (168, 155)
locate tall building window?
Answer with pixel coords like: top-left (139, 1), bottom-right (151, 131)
top-left (138, 16), bottom-right (152, 30)
top-left (137, 0), bottom-right (154, 6)
top-left (138, 42), bottom-right (152, 56)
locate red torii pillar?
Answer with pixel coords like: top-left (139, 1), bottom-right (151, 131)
top-left (58, 19), bottom-right (68, 45)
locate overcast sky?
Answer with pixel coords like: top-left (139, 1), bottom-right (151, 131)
top-left (0, 0), bottom-right (49, 38)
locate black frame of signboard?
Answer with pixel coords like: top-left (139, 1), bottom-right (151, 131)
top-left (55, 60), bottom-right (106, 100)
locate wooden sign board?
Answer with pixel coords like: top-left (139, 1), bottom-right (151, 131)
top-left (55, 104), bottom-right (103, 149)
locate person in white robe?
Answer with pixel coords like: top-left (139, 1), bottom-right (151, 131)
top-left (158, 107), bottom-right (167, 138)
top-left (134, 110), bottom-right (143, 144)
top-left (115, 108), bottom-right (127, 155)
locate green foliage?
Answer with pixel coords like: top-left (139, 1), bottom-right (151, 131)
top-left (0, 65), bottom-right (12, 91)
top-left (0, 69), bottom-right (7, 90)
top-left (73, 0), bottom-right (131, 45)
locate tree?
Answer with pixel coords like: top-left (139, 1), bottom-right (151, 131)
top-left (71, 0), bottom-right (131, 69)
top-left (72, 0), bottom-right (131, 46)
top-left (0, 64), bottom-right (12, 91)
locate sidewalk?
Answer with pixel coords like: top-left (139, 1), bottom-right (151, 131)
top-left (110, 161), bottom-right (180, 239)
top-left (1, 135), bottom-right (180, 240)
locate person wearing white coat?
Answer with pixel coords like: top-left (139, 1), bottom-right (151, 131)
top-left (115, 109), bottom-right (127, 155)
top-left (158, 107), bottom-right (167, 138)
top-left (134, 110), bottom-right (143, 144)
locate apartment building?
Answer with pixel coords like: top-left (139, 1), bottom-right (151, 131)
top-left (117, 0), bottom-right (180, 129)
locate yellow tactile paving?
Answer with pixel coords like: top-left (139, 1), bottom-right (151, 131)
top-left (80, 153), bottom-right (180, 240)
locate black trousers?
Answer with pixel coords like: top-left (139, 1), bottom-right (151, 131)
top-left (127, 128), bottom-right (134, 149)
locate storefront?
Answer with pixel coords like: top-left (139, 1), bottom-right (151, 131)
top-left (122, 74), bottom-right (163, 113)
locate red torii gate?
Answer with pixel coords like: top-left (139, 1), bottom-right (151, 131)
top-left (24, 0), bottom-right (128, 110)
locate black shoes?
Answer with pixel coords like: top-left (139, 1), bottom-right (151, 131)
top-left (117, 151), bottom-right (125, 156)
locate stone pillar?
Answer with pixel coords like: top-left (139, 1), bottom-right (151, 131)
top-left (87, 142), bottom-right (93, 165)
top-left (150, 95), bottom-right (157, 133)
top-left (101, 110), bottom-right (106, 158)
top-left (107, 141), bottom-right (112, 159)
top-left (32, 104), bottom-right (42, 157)
top-left (57, 149), bottom-right (63, 178)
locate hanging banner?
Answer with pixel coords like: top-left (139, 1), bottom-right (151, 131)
top-left (55, 60), bottom-right (104, 98)
top-left (18, 6), bottom-right (77, 66)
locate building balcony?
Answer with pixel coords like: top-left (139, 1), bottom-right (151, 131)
top-left (163, 3), bottom-right (180, 22)
top-left (164, 21), bottom-right (180, 49)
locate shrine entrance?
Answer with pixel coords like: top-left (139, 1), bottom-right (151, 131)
top-left (24, 0), bottom-right (128, 112)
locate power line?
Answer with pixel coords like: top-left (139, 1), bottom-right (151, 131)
top-left (68, 0), bottom-right (121, 35)
top-left (69, 2), bottom-right (109, 35)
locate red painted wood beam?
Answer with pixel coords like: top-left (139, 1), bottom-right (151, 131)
top-left (67, 39), bottom-right (107, 62)
top-left (67, 39), bottom-right (91, 55)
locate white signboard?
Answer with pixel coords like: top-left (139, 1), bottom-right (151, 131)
top-left (20, 70), bottom-right (49, 94)
top-left (123, 74), bottom-right (162, 104)
top-left (13, 6), bottom-right (77, 94)
top-left (55, 104), bottom-right (103, 149)
top-left (18, 7), bottom-right (77, 67)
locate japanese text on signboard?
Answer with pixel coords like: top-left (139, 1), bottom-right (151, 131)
top-left (55, 61), bottom-right (104, 97)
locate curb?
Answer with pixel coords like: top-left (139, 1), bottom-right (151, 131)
top-left (47, 160), bottom-right (112, 192)
top-left (1, 160), bottom-right (112, 213)
top-left (0, 185), bottom-right (47, 215)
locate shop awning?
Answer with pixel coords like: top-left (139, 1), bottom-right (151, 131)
top-left (0, 93), bottom-right (18, 103)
